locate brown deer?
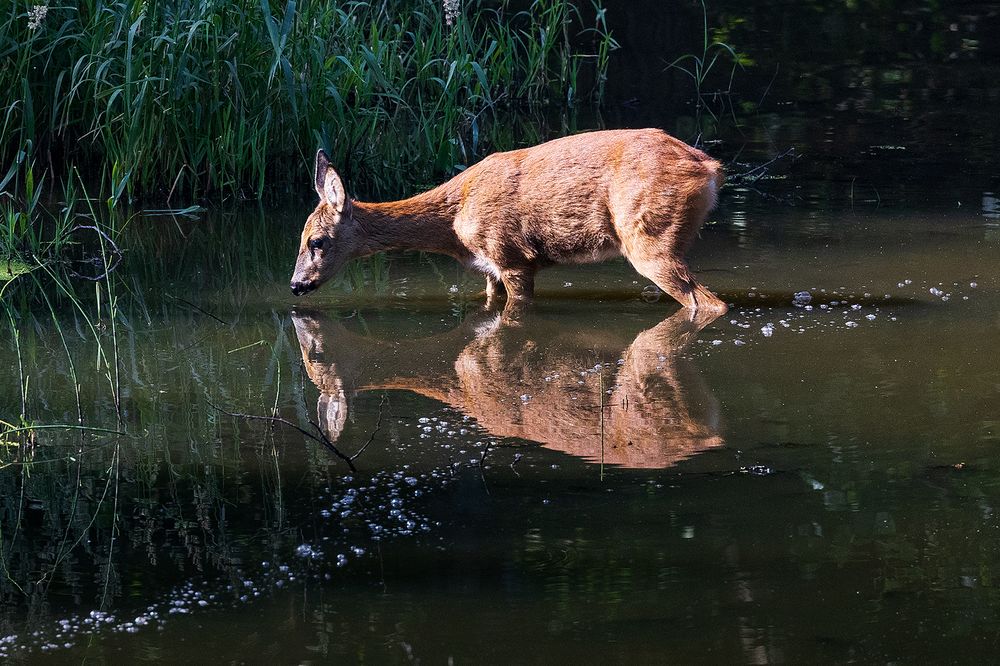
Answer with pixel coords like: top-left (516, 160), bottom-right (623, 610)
top-left (292, 307), bottom-right (725, 469)
top-left (290, 129), bottom-right (726, 313)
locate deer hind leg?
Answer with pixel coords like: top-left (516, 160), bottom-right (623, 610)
top-left (625, 250), bottom-right (727, 315)
top-left (624, 167), bottom-right (728, 314)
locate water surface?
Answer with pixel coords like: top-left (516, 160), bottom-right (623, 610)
top-left (3, 203), bottom-right (998, 662)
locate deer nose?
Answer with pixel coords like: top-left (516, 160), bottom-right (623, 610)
top-left (290, 279), bottom-right (316, 296)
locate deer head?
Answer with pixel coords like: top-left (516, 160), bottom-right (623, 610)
top-left (290, 150), bottom-right (359, 296)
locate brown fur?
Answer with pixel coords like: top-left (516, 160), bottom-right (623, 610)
top-left (292, 308), bottom-right (724, 469)
top-left (291, 128), bottom-right (726, 313)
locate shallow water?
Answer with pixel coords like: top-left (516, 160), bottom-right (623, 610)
top-left (4, 0), bottom-right (1000, 661)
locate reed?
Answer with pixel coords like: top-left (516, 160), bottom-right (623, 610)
top-left (1, 0), bottom-right (617, 207)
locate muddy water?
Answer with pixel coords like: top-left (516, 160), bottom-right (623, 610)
top-left (4, 0), bottom-right (1000, 660)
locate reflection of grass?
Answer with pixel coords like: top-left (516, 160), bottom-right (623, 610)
top-left (0, 302), bottom-right (329, 641)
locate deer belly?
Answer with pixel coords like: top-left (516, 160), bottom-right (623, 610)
top-left (558, 243), bottom-right (622, 264)
top-left (465, 235), bottom-right (620, 273)
top-left (545, 234), bottom-right (622, 265)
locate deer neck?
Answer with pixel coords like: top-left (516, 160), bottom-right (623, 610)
top-left (352, 187), bottom-right (462, 257)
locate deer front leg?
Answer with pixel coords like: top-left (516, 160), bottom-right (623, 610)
top-left (485, 274), bottom-right (505, 309)
top-left (499, 268), bottom-right (535, 302)
top-left (497, 268), bottom-right (535, 319)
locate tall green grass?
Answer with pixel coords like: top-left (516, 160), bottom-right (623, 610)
top-left (1, 0), bottom-right (616, 206)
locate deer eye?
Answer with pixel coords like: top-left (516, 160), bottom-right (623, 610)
top-left (307, 237), bottom-right (325, 251)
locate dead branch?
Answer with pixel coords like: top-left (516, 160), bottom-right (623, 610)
top-left (349, 393), bottom-right (388, 462)
top-left (208, 400), bottom-right (357, 473)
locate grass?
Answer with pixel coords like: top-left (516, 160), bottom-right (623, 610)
top-left (1, 0), bottom-right (617, 206)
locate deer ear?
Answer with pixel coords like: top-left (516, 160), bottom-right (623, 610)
top-left (314, 150), bottom-right (347, 213)
top-left (314, 150), bottom-right (330, 200)
top-left (324, 168), bottom-right (347, 214)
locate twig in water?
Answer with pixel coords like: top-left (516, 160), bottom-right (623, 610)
top-left (479, 440), bottom-right (493, 467)
top-left (66, 225), bottom-right (122, 281)
top-left (510, 452), bottom-right (523, 476)
top-left (758, 62), bottom-right (779, 108)
top-left (0, 423), bottom-right (128, 438)
top-left (100, 439), bottom-right (121, 609)
top-left (741, 184), bottom-right (802, 206)
top-left (168, 293), bottom-right (228, 326)
top-left (728, 147), bottom-right (797, 184)
top-left (349, 393), bottom-right (388, 462)
top-left (208, 400), bottom-right (357, 472)
top-left (599, 365), bottom-right (605, 482)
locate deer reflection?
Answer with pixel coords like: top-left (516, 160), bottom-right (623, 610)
top-left (292, 308), bottom-right (725, 468)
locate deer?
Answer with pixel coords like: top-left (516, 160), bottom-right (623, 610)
top-left (292, 307), bottom-right (725, 469)
top-left (290, 129), bottom-right (727, 313)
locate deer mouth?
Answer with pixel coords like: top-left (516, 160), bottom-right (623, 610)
top-left (290, 279), bottom-right (318, 296)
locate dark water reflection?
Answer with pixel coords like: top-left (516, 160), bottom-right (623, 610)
top-left (601, 0), bottom-right (1000, 211)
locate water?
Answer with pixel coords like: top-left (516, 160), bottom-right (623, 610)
top-left (3, 1), bottom-right (1000, 662)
